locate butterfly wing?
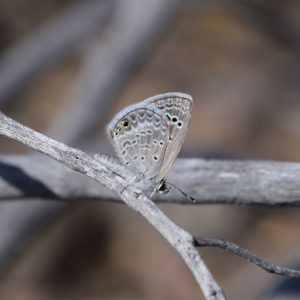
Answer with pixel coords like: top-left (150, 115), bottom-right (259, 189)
top-left (143, 93), bottom-right (192, 181)
top-left (107, 108), bottom-right (169, 182)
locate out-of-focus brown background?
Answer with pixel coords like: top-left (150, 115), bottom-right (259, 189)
top-left (0, 1), bottom-right (300, 299)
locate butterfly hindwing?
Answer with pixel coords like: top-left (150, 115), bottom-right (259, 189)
top-left (108, 108), bottom-right (169, 180)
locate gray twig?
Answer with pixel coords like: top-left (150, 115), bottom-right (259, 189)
top-left (1, 155), bottom-right (300, 206)
top-left (0, 111), bottom-right (226, 300)
top-left (194, 237), bottom-right (300, 278)
top-left (168, 158), bottom-right (300, 206)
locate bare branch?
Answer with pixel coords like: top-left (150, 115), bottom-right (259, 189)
top-left (0, 0), bottom-right (112, 105)
top-left (169, 158), bottom-right (300, 206)
top-left (194, 237), bottom-right (300, 278)
top-left (0, 111), bottom-right (226, 299)
top-left (0, 154), bottom-right (115, 201)
top-left (1, 155), bottom-right (300, 206)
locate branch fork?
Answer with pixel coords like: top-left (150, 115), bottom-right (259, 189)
top-left (0, 111), bottom-right (226, 300)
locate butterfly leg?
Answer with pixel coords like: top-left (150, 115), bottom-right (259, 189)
top-left (149, 188), bottom-right (157, 199)
top-left (120, 173), bottom-right (144, 196)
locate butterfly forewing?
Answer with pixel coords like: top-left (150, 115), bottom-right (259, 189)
top-left (109, 108), bottom-right (169, 180)
top-left (143, 94), bottom-right (192, 181)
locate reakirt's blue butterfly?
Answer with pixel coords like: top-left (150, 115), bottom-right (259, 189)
top-left (106, 92), bottom-right (192, 196)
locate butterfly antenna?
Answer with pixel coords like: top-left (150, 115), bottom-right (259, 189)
top-left (165, 181), bottom-right (197, 203)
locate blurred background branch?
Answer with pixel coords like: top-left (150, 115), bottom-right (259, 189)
top-left (0, 0), bottom-right (113, 107)
top-left (1, 155), bottom-right (300, 206)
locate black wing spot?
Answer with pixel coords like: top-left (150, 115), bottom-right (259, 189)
top-left (121, 119), bottom-right (130, 128)
top-left (165, 113), bottom-right (171, 121)
top-left (172, 116), bottom-right (178, 123)
top-left (177, 121), bottom-right (182, 127)
top-left (153, 156), bottom-right (158, 161)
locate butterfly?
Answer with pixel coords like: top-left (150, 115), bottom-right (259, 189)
top-left (106, 92), bottom-right (193, 196)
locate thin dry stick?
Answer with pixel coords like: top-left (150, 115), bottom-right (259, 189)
top-left (1, 155), bottom-right (300, 205)
top-left (194, 237), bottom-right (300, 278)
top-left (0, 111), bottom-right (226, 300)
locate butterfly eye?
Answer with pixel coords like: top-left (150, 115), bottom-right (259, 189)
top-left (120, 119), bottom-right (130, 129)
